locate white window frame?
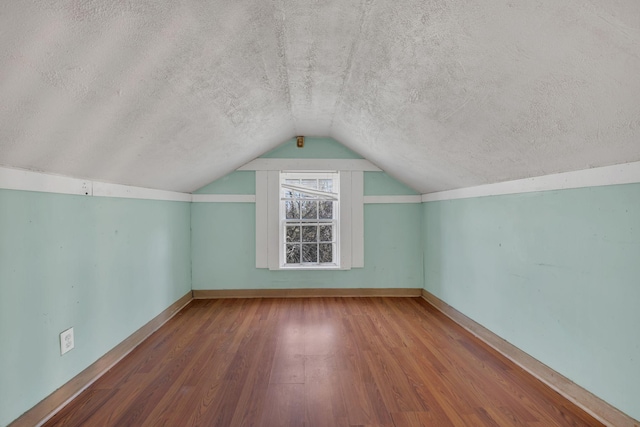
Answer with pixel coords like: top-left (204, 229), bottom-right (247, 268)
top-left (279, 172), bottom-right (340, 269)
top-left (256, 168), bottom-right (364, 271)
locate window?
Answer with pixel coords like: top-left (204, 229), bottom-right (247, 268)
top-left (280, 172), bottom-right (340, 268)
top-left (255, 167), bottom-right (363, 270)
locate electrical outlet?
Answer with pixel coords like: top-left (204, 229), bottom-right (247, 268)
top-left (60, 328), bottom-right (74, 355)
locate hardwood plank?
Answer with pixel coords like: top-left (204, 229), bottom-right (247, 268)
top-left (364, 347), bottom-right (427, 413)
top-left (391, 411), bottom-right (451, 427)
top-left (259, 384), bottom-right (305, 427)
top-left (42, 297), bottom-right (611, 427)
top-left (228, 323), bottom-right (277, 426)
top-left (304, 354), bottom-right (348, 427)
top-left (269, 351), bottom-right (305, 384)
top-left (339, 370), bottom-right (389, 426)
top-left (36, 389), bottom-right (114, 427)
top-left (139, 332), bottom-right (235, 426)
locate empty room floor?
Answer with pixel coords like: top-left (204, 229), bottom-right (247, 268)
top-left (44, 297), bottom-right (603, 426)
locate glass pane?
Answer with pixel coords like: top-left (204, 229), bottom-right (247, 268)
top-left (301, 179), bottom-right (317, 189)
top-left (300, 179), bottom-right (317, 198)
top-left (286, 226), bottom-right (300, 242)
top-left (285, 201), bottom-right (299, 219)
top-left (318, 201), bottom-right (333, 219)
top-left (319, 179), bottom-right (332, 192)
top-left (319, 225), bottom-right (332, 242)
top-left (302, 244), bottom-right (318, 263)
top-left (301, 201), bottom-right (317, 219)
top-left (319, 243), bottom-right (333, 263)
top-left (301, 226), bottom-right (317, 242)
top-left (286, 244), bottom-right (300, 264)
top-left (285, 179), bottom-right (301, 198)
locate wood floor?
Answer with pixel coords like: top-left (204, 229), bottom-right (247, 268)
top-left (44, 297), bottom-right (603, 426)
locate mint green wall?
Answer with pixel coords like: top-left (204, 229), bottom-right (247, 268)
top-left (194, 138), bottom-right (369, 195)
top-left (191, 202), bottom-right (422, 289)
top-left (191, 138), bottom-right (423, 290)
top-left (260, 138), bottom-right (419, 195)
top-left (422, 183), bottom-right (640, 420)
top-left (261, 137), bottom-right (363, 159)
top-left (0, 190), bottom-right (191, 427)
top-left (364, 172), bottom-right (419, 195)
top-left (194, 171), bottom-right (255, 195)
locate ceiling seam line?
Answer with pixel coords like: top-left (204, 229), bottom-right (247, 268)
top-left (328, 0), bottom-right (374, 133)
top-left (274, 0), bottom-right (297, 134)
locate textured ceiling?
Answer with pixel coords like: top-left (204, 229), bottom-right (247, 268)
top-left (1, 0), bottom-right (639, 193)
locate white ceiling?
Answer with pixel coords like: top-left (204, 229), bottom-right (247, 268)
top-left (1, 0), bottom-right (639, 193)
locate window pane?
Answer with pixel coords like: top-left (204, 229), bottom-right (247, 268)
top-left (302, 244), bottom-right (318, 263)
top-left (300, 179), bottom-right (317, 198)
top-left (286, 244), bottom-right (300, 264)
top-left (285, 179), bottom-right (302, 198)
top-left (301, 201), bottom-right (317, 219)
top-left (301, 226), bottom-right (317, 242)
top-left (280, 172), bottom-right (339, 268)
top-left (285, 201), bottom-right (300, 219)
top-left (319, 225), bottom-right (332, 242)
top-left (318, 201), bottom-right (333, 219)
top-left (301, 179), bottom-right (317, 190)
top-left (286, 226), bottom-right (300, 242)
top-left (319, 179), bottom-right (332, 192)
top-left (319, 243), bottom-right (333, 263)
top-left (283, 180), bottom-right (296, 197)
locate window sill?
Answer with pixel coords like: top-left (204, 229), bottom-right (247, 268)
top-left (272, 264), bottom-right (345, 271)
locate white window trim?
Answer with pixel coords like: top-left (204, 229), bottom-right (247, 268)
top-left (351, 170), bottom-right (364, 267)
top-left (239, 158), bottom-right (380, 171)
top-left (339, 171), bottom-right (352, 270)
top-left (256, 168), bottom-right (363, 270)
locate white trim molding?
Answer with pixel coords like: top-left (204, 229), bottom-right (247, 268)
top-left (237, 158), bottom-right (381, 172)
top-left (351, 171), bottom-right (365, 268)
top-left (0, 166), bottom-right (190, 202)
top-left (266, 171), bottom-right (281, 270)
top-left (339, 171), bottom-right (353, 270)
top-left (255, 171), bottom-right (269, 269)
top-left (363, 195), bottom-right (422, 204)
top-left (191, 194), bottom-right (256, 203)
top-left (422, 161), bottom-right (640, 202)
top-left (0, 166), bottom-right (92, 196)
top-left (93, 182), bottom-right (191, 202)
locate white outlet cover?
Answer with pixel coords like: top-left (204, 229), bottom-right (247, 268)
top-left (60, 327), bottom-right (74, 355)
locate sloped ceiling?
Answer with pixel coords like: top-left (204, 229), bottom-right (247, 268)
top-left (0, 0), bottom-right (639, 193)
